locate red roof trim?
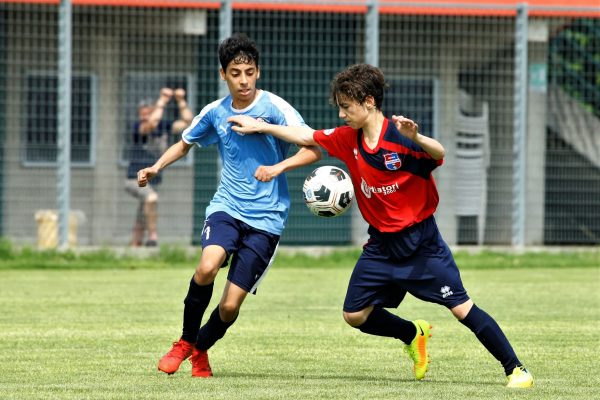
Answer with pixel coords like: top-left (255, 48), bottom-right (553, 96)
top-left (1, 0), bottom-right (598, 17)
top-left (0, 0), bottom-right (220, 8)
top-left (233, 3), bottom-right (367, 13)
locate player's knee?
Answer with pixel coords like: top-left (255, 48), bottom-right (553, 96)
top-left (343, 310), bottom-right (367, 327)
top-left (451, 299), bottom-right (474, 320)
top-left (194, 263), bottom-right (219, 285)
top-left (218, 302), bottom-right (240, 323)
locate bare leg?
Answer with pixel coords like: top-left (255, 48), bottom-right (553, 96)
top-left (144, 192), bottom-right (159, 244)
top-left (218, 280), bottom-right (248, 322)
top-left (130, 202), bottom-right (145, 246)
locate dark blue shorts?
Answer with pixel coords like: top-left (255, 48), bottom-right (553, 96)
top-left (343, 216), bottom-right (470, 312)
top-left (201, 211), bottom-right (280, 295)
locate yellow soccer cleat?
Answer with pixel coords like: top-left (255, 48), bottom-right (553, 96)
top-left (404, 319), bottom-right (432, 380)
top-left (506, 366), bottom-right (534, 388)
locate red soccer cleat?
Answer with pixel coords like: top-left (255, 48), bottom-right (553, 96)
top-left (191, 348), bottom-right (213, 378)
top-left (157, 338), bottom-right (194, 375)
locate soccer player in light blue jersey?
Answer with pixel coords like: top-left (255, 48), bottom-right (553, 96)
top-left (137, 33), bottom-right (322, 378)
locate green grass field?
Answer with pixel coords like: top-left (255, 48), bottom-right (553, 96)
top-left (0, 250), bottom-right (598, 399)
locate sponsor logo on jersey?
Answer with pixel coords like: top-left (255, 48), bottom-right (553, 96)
top-left (360, 177), bottom-right (400, 198)
top-left (323, 128), bottom-right (335, 136)
top-left (353, 148), bottom-right (358, 160)
top-left (383, 152), bottom-right (402, 170)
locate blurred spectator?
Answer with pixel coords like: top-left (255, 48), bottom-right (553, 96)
top-left (125, 87), bottom-right (192, 246)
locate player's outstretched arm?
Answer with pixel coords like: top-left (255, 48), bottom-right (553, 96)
top-left (228, 115), bottom-right (317, 146)
top-left (137, 140), bottom-right (193, 187)
top-left (392, 115), bottom-right (445, 160)
top-left (254, 145), bottom-right (322, 182)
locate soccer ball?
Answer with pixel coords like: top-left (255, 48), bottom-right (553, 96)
top-left (302, 166), bottom-right (354, 217)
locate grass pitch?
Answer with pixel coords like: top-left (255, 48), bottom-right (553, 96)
top-left (0, 258), bottom-right (598, 399)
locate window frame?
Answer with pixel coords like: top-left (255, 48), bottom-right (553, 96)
top-left (22, 70), bottom-right (98, 168)
top-left (119, 71), bottom-right (196, 168)
top-left (383, 76), bottom-right (440, 140)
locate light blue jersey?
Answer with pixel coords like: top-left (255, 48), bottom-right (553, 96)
top-left (182, 90), bottom-right (305, 235)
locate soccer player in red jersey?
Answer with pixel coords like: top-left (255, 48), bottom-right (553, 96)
top-left (228, 63), bottom-right (533, 388)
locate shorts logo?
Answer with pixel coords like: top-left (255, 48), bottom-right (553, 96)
top-left (440, 285), bottom-right (453, 298)
top-left (383, 152), bottom-right (402, 170)
top-left (203, 225), bottom-right (211, 240)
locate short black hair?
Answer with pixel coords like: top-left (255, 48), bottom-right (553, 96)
top-left (218, 33), bottom-right (260, 72)
top-left (330, 64), bottom-right (387, 110)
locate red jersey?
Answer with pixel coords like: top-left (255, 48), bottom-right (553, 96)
top-left (313, 118), bottom-right (443, 233)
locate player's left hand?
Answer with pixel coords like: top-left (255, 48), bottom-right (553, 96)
top-left (392, 115), bottom-right (418, 140)
top-left (228, 115), bottom-right (264, 135)
top-left (255, 165), bottom-right (283, 182)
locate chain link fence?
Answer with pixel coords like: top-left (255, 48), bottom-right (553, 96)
top-left (0, 1), bottom-right (598, 247)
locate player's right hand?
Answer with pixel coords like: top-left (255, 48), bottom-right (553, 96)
top-left (137, 167), bottom-right (158, 187)
top-left (254, 164), bottom-right (284, 182)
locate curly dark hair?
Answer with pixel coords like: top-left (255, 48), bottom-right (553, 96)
top-left (218, 33), bottom-right (260, 72)
top-left (330, 64), bottom-right (387, 110)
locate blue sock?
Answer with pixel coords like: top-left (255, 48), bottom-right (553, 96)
top-left (181, 278), bottom-right (213, 343)
top-left (196, 306), bottom-right (237, 351)
top-left (357, 307), bottom-right (417, 344)
top-left (459, 304), bottom-right (521, 375)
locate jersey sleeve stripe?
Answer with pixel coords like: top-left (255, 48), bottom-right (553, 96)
top-left (181, 97), bottom-right (225, 144)
top-left (380, 138), bottom-right (442, 162)
top-left (265, 92), bottom-right (305, 127)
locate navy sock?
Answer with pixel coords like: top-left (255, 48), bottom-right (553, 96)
top-left (357, 307), bottom-right (417, 344)
top-left (195, 306), bottom-right (237, 351)
top-left (459, 304), bottom-right (521, 375)
top-left (181, 278), bottom-right (213, 343)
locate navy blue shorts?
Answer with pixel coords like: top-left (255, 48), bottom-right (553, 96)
top-left (201, 211), bottom-right (280, 295)
top-left (343, 216), bottom-right (470, 312)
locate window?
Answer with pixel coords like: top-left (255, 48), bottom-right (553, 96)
top-left (383, 78), bottom-right (439, 139)
top-left (121, 73), bottom-right (195, 166)
top-left (24, 73), bottom-right (96, 165)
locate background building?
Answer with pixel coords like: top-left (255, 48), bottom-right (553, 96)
top-left (0, 0), bottom-right (598, 247)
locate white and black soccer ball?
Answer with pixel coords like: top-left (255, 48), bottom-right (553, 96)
top-left (302, 166), bottom-right (354, 217)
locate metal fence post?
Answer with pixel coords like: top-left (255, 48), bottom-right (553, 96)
top-left (218, 0), bottom-right (232, 176)
top-left (57, 0), bottom-right (72, 249)
top-left (219, 0), bottom-right (232, 98)
top-left (512, 3), bottom-right (528, 248)
top-left (350, 0), bottom-right (380, 245)
top-left (0, 14), bottom-right (5, 236)
top-left (365, 0), bottom-right (379, 67)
